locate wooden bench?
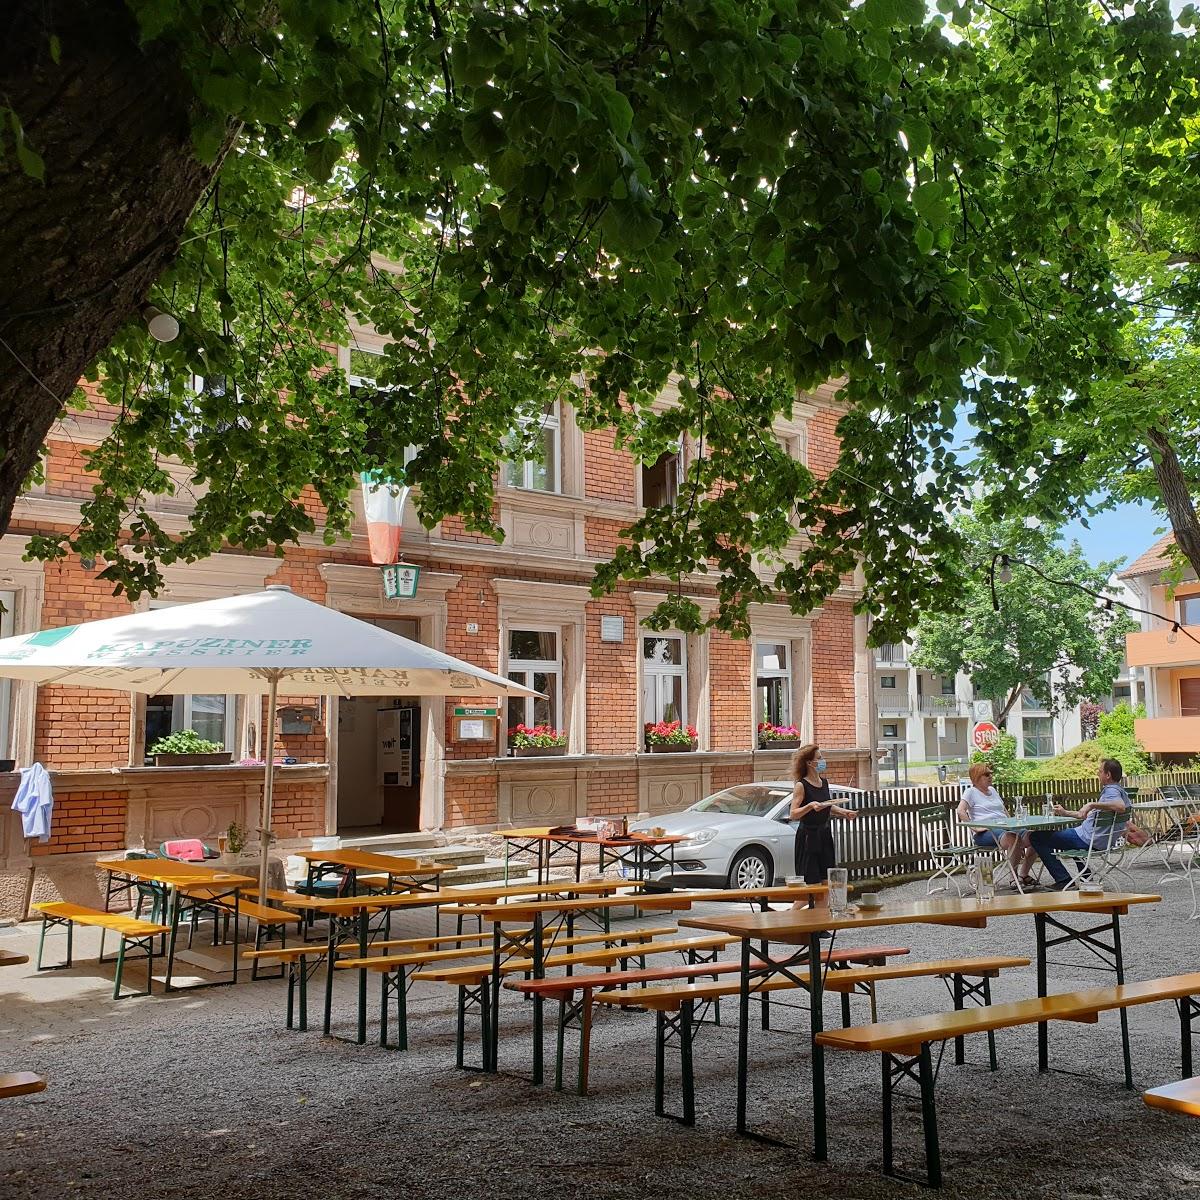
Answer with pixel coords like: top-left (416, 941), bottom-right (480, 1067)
top-left (180, 889), bottom-right (303, 979)
top-left (411, 934), bottom-right (736, 1070)
top-left (815, 972), bottom-right (1200, 1187)
top-left (1145, 1077), bottom-right (1200, 1118)
top-left (32, 901), bottom-right (171, 999)
top-left (593, 955), bottom-right (1031, 1126)
top-left (0, 949), bottom-right (29, 968)
top-left (507, 944), bottom-right (914, 1095)
top-left (0, 1072), bottom-right (46, 1098)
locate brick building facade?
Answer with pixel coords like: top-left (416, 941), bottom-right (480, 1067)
top-left (0, 352), bottom-right (875, 914)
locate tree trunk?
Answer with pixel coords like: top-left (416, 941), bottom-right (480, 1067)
top-left (994, 684), bottom-right (1024, 725)
top-left (0, 2), bottom-right (237, 538)
top-left (1146, 427), bottom-right (1200, 581)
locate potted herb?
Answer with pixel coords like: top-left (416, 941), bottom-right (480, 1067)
top-left (644, 720), bottom-right (698, 753)
top-left (149, 729), bottom-right (233, 767)
top-left (758, 722), bottom-right (804, 750)
top-left (508, 724), bottom-right (569, 757)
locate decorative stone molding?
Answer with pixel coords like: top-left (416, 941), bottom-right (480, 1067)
top-left (156, 553), bottom-right (278, 603)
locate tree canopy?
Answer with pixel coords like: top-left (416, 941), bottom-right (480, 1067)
top-left (911, 514), bottom-right (1136, 723)
top-left (3, 1), bottom-right (1199, 634)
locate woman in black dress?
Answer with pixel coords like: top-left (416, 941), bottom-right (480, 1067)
top-left (790, 743), bottom-right (858, 883)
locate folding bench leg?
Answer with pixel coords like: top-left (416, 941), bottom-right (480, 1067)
top-left (919, 1043), bottom-right (942, 1188)
top-left (1182, 995), bottom-right (1197, 1078)
top-left (36, 916), bottom-right (73, 971)
top-left (286, 961), bottom-right (296, 1030)
top-left (679, 999), bottom-right (696, 1126)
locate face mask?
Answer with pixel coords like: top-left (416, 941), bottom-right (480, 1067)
top-left (815, 759), bottom-right (827, 772)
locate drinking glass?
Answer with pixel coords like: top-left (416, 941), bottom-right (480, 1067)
top-left (827, 867), bottom-right (849, 914)
top-left (975, 855), bottom-right (995, 902)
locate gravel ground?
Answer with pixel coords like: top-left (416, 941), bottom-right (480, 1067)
top-left (1, 865), bottom-right (1199, 1200)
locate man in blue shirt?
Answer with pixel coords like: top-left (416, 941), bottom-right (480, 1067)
top-left (1029, 758), bottom-right (1131, 891)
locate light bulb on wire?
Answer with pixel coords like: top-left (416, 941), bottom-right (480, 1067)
top-left (142, 305), bottom-right (180, 343)
top-left (1168, 622), bottom-right (1180, 645)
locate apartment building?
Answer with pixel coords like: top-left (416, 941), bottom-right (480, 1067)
top-left (1121, 533), bottom-right (1198, 760)
top-left (0, 351), bottom-right (874, 914)
top-left (873, 642), bottom-right (1086, 767)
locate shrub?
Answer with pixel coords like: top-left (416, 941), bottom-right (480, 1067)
top-left (970, 732), bottom-right (1039, 783)
top-left (1030, 702), bottom-right (1151, 779)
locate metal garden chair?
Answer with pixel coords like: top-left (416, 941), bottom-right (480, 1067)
top-left (919, 806), bottom-right (976, 896)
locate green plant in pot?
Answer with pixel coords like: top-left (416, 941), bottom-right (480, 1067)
top-left (149, 728), bottom-right (233, 765)
top-left (226, 820), bottom-right (246, 854)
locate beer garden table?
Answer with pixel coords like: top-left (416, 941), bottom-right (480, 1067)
top-left (679, 891), bottom-right (1162, 1161)
top-left (498, 827), bottom-right (685, 884)
top-left (476, 884), bottom-right (830, 1081)
top-left (293, 848), bottom-right (451, 895)
top-left (98, 858), bottom-right (256, 990)
top-left (962, 814), bottom-right (1077, 893)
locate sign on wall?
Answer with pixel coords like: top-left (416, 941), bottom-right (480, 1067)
top-left (381, 563), bottom-right (420, 600)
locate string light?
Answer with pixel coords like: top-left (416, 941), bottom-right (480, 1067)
top-left (988, 554), bottom-right (1200, 650)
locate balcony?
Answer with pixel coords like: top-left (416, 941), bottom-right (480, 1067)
top-left (875, 693), bottom-right (911, 716)
top-left (874, 643), bottom-right (909, 665)
top-left (919, 696), bottom-right (968, 717)
top-left (1126, 626), bottom-right (1200, 669)
top-left (1135, 715), bottom-right (1200, 754)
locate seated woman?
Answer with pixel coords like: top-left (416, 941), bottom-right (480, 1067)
top-left (957, 762), bottom-right (1039, 890)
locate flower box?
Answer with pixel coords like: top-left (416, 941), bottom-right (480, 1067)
top-left (648, 742), bottom-right (696, 754)
top-left (510, 745), bottom-right (568, 758)
top-left (153, 751), bottom-right (234, 767)
top-left (758, 738), bottom-right (803, 751)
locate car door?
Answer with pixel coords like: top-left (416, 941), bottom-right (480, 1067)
top-left (764, 792), bottom-right (797, 881)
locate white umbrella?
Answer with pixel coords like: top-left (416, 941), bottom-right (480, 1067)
top-left (0, 584), bottom-right (535, 897)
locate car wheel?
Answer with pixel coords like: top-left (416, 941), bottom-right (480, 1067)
top-left (728, 846), bottom-right (772, 890)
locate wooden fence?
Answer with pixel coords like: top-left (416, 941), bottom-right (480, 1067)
top-left (834, 769), bottom-right (1200, 882)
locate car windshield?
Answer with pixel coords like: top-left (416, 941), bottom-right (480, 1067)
top-left (692, 785), bottom-right (791, 818)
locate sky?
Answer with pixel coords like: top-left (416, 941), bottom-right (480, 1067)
top-left (1060, 501), bottom-right (1165, 573)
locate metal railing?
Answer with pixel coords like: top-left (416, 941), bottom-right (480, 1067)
top-left (919, 696), bottom-right (967, 717)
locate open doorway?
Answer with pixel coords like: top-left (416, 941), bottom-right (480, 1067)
top-left (335, 618), bottom-right (423, 835)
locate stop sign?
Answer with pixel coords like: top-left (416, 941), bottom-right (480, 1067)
top-left (971, 721), bottom-right (1000, 752)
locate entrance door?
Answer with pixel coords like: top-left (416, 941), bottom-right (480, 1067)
top-left (1181, 677), bottom-right (1200, 718)
top-left (335, 618), bottom-right (423, 833)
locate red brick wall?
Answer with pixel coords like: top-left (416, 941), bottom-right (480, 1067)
top-left (271, 780), bottom-right (326, 839)
top-left (585, 596), bottom-right (638, 754)
top-left (710, 763), bottom-right (754, 793)
top-left (444, 775), bottom-right (497, 827)
top-left (31, 790), bottom-right (127, 856)
top-left (44, 441), bottom-right (96, 499)
top-left (585, 517), bottom-right (629, 558)
top-left (585, 769), bottom-right (638, 816)
top-left (583, 431), bottom-right (635, 500)
top-left (807, 406), bottom-right (842, 478)
top-left (709, 631), bottom-right (751, 749)
top-left (34, 556), bottom-right (135, 769)
top-left (445, 565), bottom-right (503, 759)
top-left (811, 600), bottom-right (857, 749)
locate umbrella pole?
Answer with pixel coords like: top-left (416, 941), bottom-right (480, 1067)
top-left (258, 675), bottom-right (280, 900)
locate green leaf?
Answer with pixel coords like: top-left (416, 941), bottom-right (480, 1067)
top-left (862, 167), bottom-right (883, 193)
top-left (600, 202), bottom-right (662, 253)
top-left (601, 87), bottom-right (634, 141)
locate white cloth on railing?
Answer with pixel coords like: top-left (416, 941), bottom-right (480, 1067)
top-left (12, 763), bottom-right (53, 841)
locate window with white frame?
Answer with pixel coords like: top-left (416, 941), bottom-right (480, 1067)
top-left (879, 675), bottom-right (897, 690)
top-left (502, 403), bottom-right (560, 493)
top-left (882, 722), bottom-right (899, 740)
top-left (505, 629), bottom-right (562, 735)
top-left (643, 634), bottom-right (687, 726)
top-left (755, 642), bottom-right (791, 728)
top-left (144, 601), bottom-right (237, 761)
top-left (940, 675), bottom-right (956, 696)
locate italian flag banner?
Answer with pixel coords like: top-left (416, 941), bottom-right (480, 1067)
top-left (360, 472), bottom-right (410, 565)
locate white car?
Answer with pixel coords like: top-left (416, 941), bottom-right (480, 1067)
top-left (628, 779), bottom-right (862, 890)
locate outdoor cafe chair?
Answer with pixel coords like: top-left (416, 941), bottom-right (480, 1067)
top-left (919, 805), bottom-right (975, 897)
top-left (1058, 810), bottom-right (1134, 891)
